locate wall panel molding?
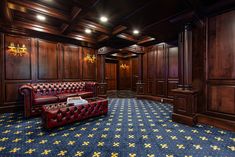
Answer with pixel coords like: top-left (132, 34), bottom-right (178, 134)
top-left (0, 33), bottom-right (97, 112)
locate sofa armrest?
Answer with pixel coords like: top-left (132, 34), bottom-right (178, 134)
top-left (85, 82), bottom-right (97, 97)
top-left (19, 84), bottom-right (33, 118)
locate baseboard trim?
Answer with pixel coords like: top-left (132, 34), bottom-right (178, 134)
top-left (196, 114), bottom-right (235, 132)
top-left (136, 95), bottom-right (173, 104)
top-left (0, 105), bottom-right (23, 113)
top-left (172, 113), bottom-right (195, 126)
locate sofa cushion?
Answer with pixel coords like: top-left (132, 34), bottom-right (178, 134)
top-left (77, 92), bottom-right (93, 98)
top-left (56, 93), bottom-right (78, 102)
top-left (34, 96), bottom-right (58, 105)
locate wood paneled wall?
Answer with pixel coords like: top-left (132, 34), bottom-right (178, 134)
top-left (143, 43), bottom-right (179, 98)
top-left (131, 57), bottom-right (138, 91)
top-left (205, 10), bottom-right (235, 120)
top-left (0, 33), bottom-right (96, 112)
top-left (118, 59), bottom-right (132, 90)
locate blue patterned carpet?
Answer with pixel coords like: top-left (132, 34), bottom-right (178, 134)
top-left (0, 98), bottom-right (234, 157)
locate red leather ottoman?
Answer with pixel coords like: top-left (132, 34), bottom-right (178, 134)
top-left (41, 97), bottom-right (108, 129)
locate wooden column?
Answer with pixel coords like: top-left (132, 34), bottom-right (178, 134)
top-left (97, 54), bottom-right (107, 97)
top-left (172, 23), bottom-right (198, 126)
top-left (183, 24), bottom-right (192, 89)
top-left (136, 53), bottom-right (145, 95)
top-left (178, 23), bottom-right (192, 89)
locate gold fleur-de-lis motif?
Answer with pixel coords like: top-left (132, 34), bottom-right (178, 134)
top-left (75, 151), bottom-right (84, 156)
top-left (129, 153), bottom-right (136, 157)
top-left (26, 139), bottom-right (34, 143)
top-left (129, 143), bottom-right (135, 147)
top-left (58, 150), bottom-right (67, 156)
top-left (41, 149), bottom-right (51, 155)
top-left (156, 135), bottom-right (163, 139)
top-left (62, 133), bottom-right (69, 137)
top-left (199, 136), bottom-right (208, 141)
top-left (111, 152), bottom-right (118, 157)
top-left (0, 137), bottom-right (8, 142)
top-left (92, 152), bottom-right (101, 157)
top-left (97, 142), bottom-right (104, 147)
top-left (9, 147), bottom-right (21, 153)
top-left (177, 144), bottom-right (185, 149)
top-left (92, 128), bottom-right (98, 131)
top-left (0, 147), bottom-right (6, 151)
top-left (53, 140), bottom-right (61, 145)
top-left (115, 134), bottom-right (121, 138)
top-left (193, 144), bottom-right (202, 150)
top-left (227, 146), bottom-right (235, 151)
top-left (210, 145), bottom-right (220, 151)
top-left (230, 138), bottom-right (235, 142)
top-left (113, 142), bottom-right (120, 147)
top-left (75, 134), bottom-right (82, 137)
top-left (142, 135), bottom-right (148, 139)
top-left (25, 149), bottom-right (36, 154)
top-left (160, 144), bottom-right (168, 149)
top-left (214, 137), bottom-right (224, 141)
top-left (68, 141), bottom-right (76, 145)
top-left (80, 127), bottom-right (87, 130)
top-left (144, 143), bottom-right (151, 148)
top-left (101, 134), bottom-right (107, 138)
top-left (170, 136), bottom-right (177, 140)
top-left (82, 141), bottom-right (90, 146)
top-left (185, 136), bottom-right (193, 140)
top-left (88, 134), bottom-right (94, 138)
top-left (12, 138), bottom-right (22, 143)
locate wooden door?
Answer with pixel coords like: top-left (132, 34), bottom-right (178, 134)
top-left (105, 63), bottom-right (117, 90)
top-left (132, 57), bottom-right (138, 91)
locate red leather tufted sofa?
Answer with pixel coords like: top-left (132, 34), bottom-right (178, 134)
top-left (41, 97), bottom-right (108, 129)
top-left (19, 82), bottom-right (97, 118)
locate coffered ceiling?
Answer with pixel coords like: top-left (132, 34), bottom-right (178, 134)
top-left (0, 0), bottom-right (234, 48)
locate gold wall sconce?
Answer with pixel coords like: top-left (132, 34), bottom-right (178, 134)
top-left (120, 64), bottom-right (129, 70)
top-left (84, 54), bottom-right (96, 63)
top-left (8, 42), bottom-right (28, 56)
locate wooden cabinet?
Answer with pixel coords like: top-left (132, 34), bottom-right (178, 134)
top-left (172, 89), bottom-right (198, 126)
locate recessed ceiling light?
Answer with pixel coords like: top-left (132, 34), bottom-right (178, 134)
top-left (36, 14), bottom-right (46, 21)
top-left (133, 29), bottom-right (139, 35)
top-left (100, 16), bottom-right (108, 22)
top-left (85, 28), bottom-right (92, 34)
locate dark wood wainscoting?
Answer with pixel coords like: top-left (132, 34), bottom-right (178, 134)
top-left (0, 33), bottom-right (97, 112)
top-left (205, 10), bottom-right (235, 122)
top-left (140, 43), bottom-right (179, 99)
top-left (118, 59), bottom-right (132, 90)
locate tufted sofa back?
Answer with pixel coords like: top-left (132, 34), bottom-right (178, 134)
top-left (31, 82), bottom-right (86, 97)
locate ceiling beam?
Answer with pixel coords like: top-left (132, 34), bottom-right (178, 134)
top-left (122, 45), bottom-right (144, 54)
top-left (137, 36), bottom-right (155, 45)
top-left (0, 0), bottom-right (13, 23)
top-left (75, 19), bottom-right (110, 34)
top-left (68, 32), bottom-right (95, 43)
top-left (117, 33), bottom-right (137, 42)
top-left (60, 6), bottom-right (82, 34)
top-left (97, 25), bottom-right (128, 43)
top-left (7, 20), bottom-right (94, 43)
top-left (14, 20), bottom-right (60, 34)
top-left (8, 0), bottom-right (69, 21)
top-left (112, 25), bottom-right (127, 35)
top-left (97, 35), bottom-right (110, 42)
